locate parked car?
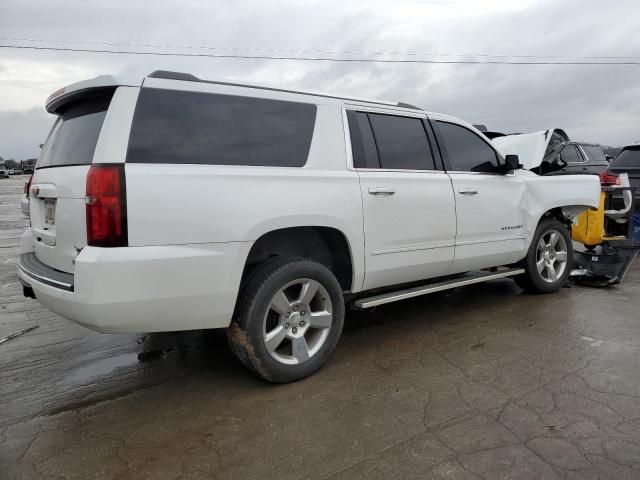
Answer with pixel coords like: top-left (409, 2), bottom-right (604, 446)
top-left (556, 142), bottom-right (610, 175)
top-left (0, 164), bottom-right (8, 178)
top-left (17, 71), bottom-right (600, 382)
top-left (604, 142), bottom-right (640, 213)
top-left (608, 143), bottom-right (640, 192)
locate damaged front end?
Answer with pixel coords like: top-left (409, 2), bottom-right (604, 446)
top-left (492, 128), bottom-right (570, 175)
top-left (490, 127), bottom-right (639, 286)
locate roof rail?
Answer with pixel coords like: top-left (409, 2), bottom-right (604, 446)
top-left (146, 70), bottom-right (422, 111)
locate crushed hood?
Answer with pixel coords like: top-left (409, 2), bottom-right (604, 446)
top-left (492, 129), bottom-right (569, 172)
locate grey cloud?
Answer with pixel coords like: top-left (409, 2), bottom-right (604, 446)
top-left (0, 108), bottom-right (55, 160)
top-left (1, 0), bottom-right (639, 159)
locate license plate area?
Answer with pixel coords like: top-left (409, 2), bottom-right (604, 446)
top-left (44, 198), bottom-right (56, 225)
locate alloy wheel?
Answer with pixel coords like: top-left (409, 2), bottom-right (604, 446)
top-left (262, 278), bottom-right (333, 365)
top-left (535, 229), bottom-right (568, 283)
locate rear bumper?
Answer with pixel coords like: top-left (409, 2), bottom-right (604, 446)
top-left (18, 252), bottom-right (74, 291)
top-left (18, 237), bottom-right (251, 333)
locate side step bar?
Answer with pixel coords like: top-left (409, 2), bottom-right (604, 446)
top-left (353, 268), bottom-right (525, 309)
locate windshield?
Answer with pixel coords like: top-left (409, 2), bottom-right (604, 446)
top-left (37, 95), bottom-right (111, 169)
top-left (582, 145), bottom-right (608, 163)
top-left (610, 148), bottom-right (640, 169)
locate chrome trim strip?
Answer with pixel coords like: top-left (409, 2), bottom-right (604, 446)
top-left (371, 242), bottom-right (454, 255)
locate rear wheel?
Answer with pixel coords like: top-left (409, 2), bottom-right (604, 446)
top-left (516, 218), bottom-right (572, 293)
top-left (227, 257), bottom-right (344, 383)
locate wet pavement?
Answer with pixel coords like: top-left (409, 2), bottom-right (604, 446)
top-left (1, 174), bottom-right (640, 479)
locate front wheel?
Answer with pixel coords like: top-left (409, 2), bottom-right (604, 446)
top-left (516, 218), bottom-right (573, 293)
top-left (227, 257), bottom-right (344, 383)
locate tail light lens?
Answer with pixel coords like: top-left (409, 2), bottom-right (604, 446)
top-left (86, 164), bottom-right (128, 247)
top-left (24, 174), bottom-right (33, 195)
top-left (599, 171), bottom-right (620, 186)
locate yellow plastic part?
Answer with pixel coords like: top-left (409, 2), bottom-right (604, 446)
top-left (572, 192), bottom-right (606, 247)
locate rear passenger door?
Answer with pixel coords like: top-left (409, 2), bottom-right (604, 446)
top-left (432, 119), bottom-right (527, 273)
top-left (347, 109), bottom-right (457, 291)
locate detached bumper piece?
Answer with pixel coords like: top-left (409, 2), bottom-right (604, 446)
top-left (18, 253), bottom-right (74, 292)
top-left (572, 248), bottom-right (639, 287)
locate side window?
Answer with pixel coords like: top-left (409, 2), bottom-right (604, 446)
top-left (436, 121), bottom-right (500, 173)
top-left (368, 113), bottom-right (436, 170)
top-left (127, 88), bottom-right (316, 167)
top-left (561, 145), bottom-right (582, 164)
top-left (346, 111), bottom-right (380, 168)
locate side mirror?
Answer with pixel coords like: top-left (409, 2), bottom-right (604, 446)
top-left (605, 154), bottom-right (613, 162)
top-left (502, 154), bottom-right (523, 172)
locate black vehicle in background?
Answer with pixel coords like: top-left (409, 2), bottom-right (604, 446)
top-left (555, 142), bottom-right (611, 176)
top-left (608, 143), bottom-right (640, 193)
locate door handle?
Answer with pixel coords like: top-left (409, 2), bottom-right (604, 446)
top-left (458, 188), bottom-right (478, 195)
top-left (368, 187), bottom-right (395, 196)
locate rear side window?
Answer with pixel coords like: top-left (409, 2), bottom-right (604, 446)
top-left (346, 111), bottom-right (380, 168)
top-left (436, 121), bottom-right (499, 173)
top-left (560, 145), bottom-right (582, 164)
top-left (611, 148), bottom-right (640, 168)
top-left (367, 114), bottom-right (435, 170)
top-left (127, 88), bottom-right (316, 167)
top-left (37, 95), bottom-right (111, 169)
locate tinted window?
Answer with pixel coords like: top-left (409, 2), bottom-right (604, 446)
top-left (127, 88), bottom-right (316, 167)
top-left (560, 145), bottom-right (582, 164)
top-left (611, 148), bottom-right (640, 168)
top-left (368, 114), bottom-right (434, 170)
top-left (37, 96), bottom-right (111, 169)
top-left (582, 145), bottom-right (608, 163)
top-left (437, 121), bottom-right (499, 173)
top-left (347, 111), bottom-right (380, 168)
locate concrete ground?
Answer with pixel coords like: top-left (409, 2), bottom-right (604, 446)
top-left (1, 174), bottom-right (640, 480)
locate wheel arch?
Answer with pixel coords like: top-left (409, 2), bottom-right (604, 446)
top-left (535, 203), bottom-right (593, 229)
top-left (242, 225), bottom-right (357, 292)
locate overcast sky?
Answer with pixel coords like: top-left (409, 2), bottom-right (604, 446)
top-left (0, 0), bottom-right (639, 160)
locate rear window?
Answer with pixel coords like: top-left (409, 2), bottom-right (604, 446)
top-left (37, 95), bottom-right (111, 169)
top-left (126, 88), bottom-right (317, 167)
top-left (581, 145), bottom-right (608, 163)
top-left (610, 148), bottom-right (640, 169)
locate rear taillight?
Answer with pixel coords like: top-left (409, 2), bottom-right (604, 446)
top-left (598, 171), bottom-right (620, 186)
top-left (86, 164), bottom-right (128, 247)
top-left (24, 174), bottom-right (33, 195)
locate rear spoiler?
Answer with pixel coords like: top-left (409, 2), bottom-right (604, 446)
top-left (46, 75), bottom-right (140, 114)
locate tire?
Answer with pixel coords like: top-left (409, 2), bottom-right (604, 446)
top-left (515, 218), bottom-right (573, 293)
top-left (227, 257), bottom-right (344, 383)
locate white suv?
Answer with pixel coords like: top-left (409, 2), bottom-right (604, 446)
top-left (18, 71), bottom-right (600, 382)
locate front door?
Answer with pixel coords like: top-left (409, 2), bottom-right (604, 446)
top-left (432, 119), bottom-right (527, 273)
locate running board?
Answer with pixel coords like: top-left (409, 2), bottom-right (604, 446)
top-left (353, 268), bottom-right (525, 309)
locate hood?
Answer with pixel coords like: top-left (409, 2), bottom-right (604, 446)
top-left (492, 128), bottom-right (569, 172)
